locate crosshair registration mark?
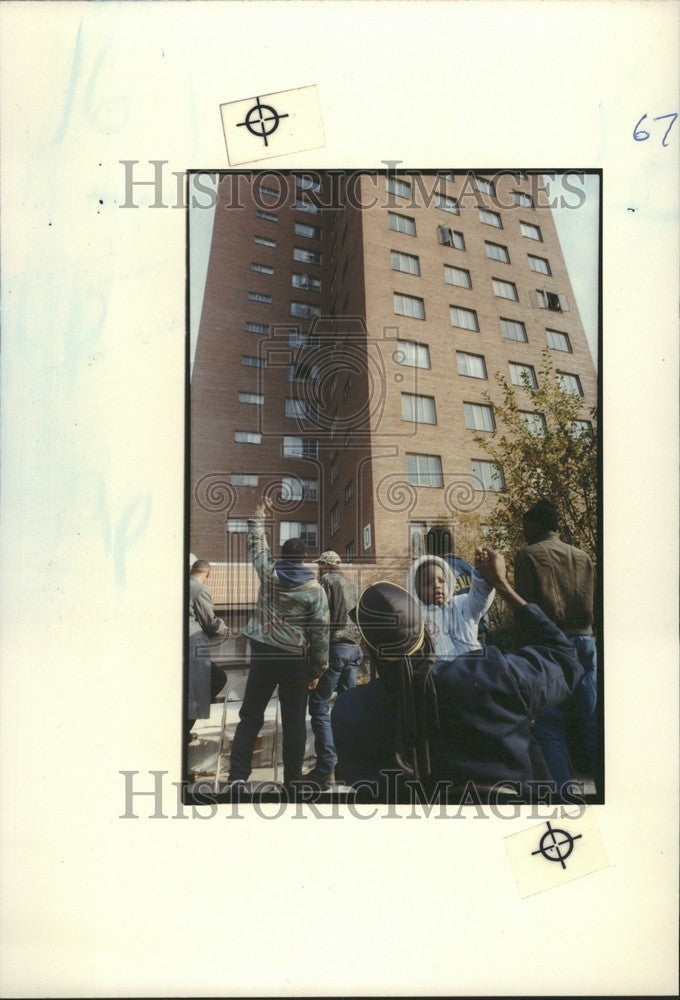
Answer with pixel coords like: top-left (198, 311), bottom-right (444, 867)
top-left (531, 821), bottom-right (582, 870)
top-left (237, 97), bottom-right (289, 147)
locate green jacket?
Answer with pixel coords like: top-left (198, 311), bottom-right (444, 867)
top-left (242, 511), bottom-right (330, 678)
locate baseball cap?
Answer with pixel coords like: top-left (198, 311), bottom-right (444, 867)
top-left (317, 550), bottom-right (341, 566)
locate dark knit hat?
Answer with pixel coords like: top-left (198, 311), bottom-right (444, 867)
top-left (354, 581), bottom-right (424, 658)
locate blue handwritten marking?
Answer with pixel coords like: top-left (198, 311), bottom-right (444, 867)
top-left (53, 20), bottom-right (83, 143)
top-left (64, 290), bottom-right (108, 383)
top-left (53, 20), bottom-right (130, 142)
top-left (633, 112), bottom-right (678, 148)
top-left (114, 495), bottom-right (152, 587)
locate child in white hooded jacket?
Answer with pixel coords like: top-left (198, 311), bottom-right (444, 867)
top-left (406, 552), bottom-right (495, 658)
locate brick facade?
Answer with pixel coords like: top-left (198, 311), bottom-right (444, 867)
top-left (191, 171), bottom-right (597, 589)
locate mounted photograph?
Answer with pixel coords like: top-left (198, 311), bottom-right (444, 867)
top-left (185, 169), bottom-right (601, 808)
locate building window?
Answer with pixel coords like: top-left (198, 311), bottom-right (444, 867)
top-left (248, 291), bottom-right (272, 303)
top-left (501, 318), bottom-right (528, 342)
top-left (509, 362), bottom-right (538, 387)
top-left (241, 355), bottom-right (267, 367)
top-left (434, 192), bottom-right (460, 214)
top-left (457, 351), bottom-right (487, 379)
top-left (295, 197), bottom-right (319, 215)
top-left (281, 475), bottom-right (318, 501)
top-left (410, 522), bottom-right (427, 559)
top-left (390, 250), bottom-right (421, 275)
top-left (344, 480), bottom-right (353, 502)
top-left (295, 174), bottom-right (322, 193)
top-left (558, 371), bottom-right (583, 396)
top-left (394, 293), bottom-right (426, 319)
top-left (330, 452), bottom-right (339, 484)
top-left (343, 430), bottom-right (352, 447)
top-left (288, 362), bottom-right (320, 382)
top-left (227, 518), bottom-right (248, 533)
top-left (258, 184), bottom-right (279, 198)
top-left (292, 273), bottom-right (321, 292)
top-left (485, 241), bottom-right (510, 263)
top-left (234, 430), bottom-right (262, 444)
top-left (464, 402), bottom-right (495, 432)
top-left (293, 246), bottom-right (322, 265)
top-left (474, 176), bottom-right (495, 195)
top-left (520, 221), bottom-right (542, 241)
top-left (288, 329), bottom-right (320, 350)
top-left (492, 278), bottom-right (518, 301)
top-left (513, 191), bottom-right (534, 208)
top-left (479, 208), bottom-right (502, 228)
top-left (290, 301), bottom-right (321, 319)
top-left (406, 453), bottom-right (444, 487)
top-left (330, 409), bottom-right (339, 438)
top-left (285, 398), bottom-right (317, 420)
top-left (330, 502), bottom-right (339, 535)
top-left (343, 376), bottom-right (351, 400)
top-left (251, 262), bottom-right (274, 275)
top-left (254, 235), bottom-right (276, 248)
top-left (450, 305), bottom-right (479, 331)
top-left (283, 436), bottom-right (318, 459)
top-left (547, 328), bottom-right (572, 352)
top-left (245, 321), bottom-right (269, 334)
top-left (438, 226), bottom-right (465, 249)
top-left (280, 521), bottom-right (318, 546)
top-left (239, 391), bottom-right (264, 405)
top-left (444, 265), bottom-right (472, 289)
top-left (294, 221), bottom-right (322, 240)
top-left (386, 176), bottom-right (412, 198)
top-left (569, 420), bottom-right (594, 438)
top-left (471, 459), bottom-right (505, 491)
top-left (329, 373), bottom-right (338, 397)
top-left (402, 393), bottom-right (437, 424)
top-left (363, 523), bottom-right (372, 551)
top-left (345, 541), bottom-right (355, 562)
top-left (231, 474), bottom-right (259, 487)
top-left (255, 210), bottom-right (278, 223)
top-left (528, 254), bottom-right (551, 275)
top-left (519, 411), bottom-right (547, 436)
top-left (394, 339), bottom-right (430, 369)
top-left (537, 289), bottom-right (569, 312)
top-left (388, 212), bottom-right (417, 236)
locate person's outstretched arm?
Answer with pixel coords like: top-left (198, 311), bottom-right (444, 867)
top-left (247, 496), bottom-right (277, 583)
top-left (474, 547), bottom-right (525, 611)
top-left (475, 547), bottom-right (582, 715)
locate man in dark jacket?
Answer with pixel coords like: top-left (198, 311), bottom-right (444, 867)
top-left (304, 550), bottom-right (362, 788)
top-left (187, 559), bottom-right (228, 746)
top-left (331, 548), bottom-right (583, 802)
top-left (227, 498), bottom-right (329, 789)
top-left (514, 499), bottom-right (597, 792)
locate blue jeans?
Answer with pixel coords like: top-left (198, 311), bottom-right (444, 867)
top-left (535, 635), bottom-right (598, 792)
top-left (228, 641), bottom-right (309, 784)
top-left (309, 642), bottom-right (363, 773)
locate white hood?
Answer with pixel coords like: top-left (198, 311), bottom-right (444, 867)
top-left (406, 554), bottom-right (457, 608)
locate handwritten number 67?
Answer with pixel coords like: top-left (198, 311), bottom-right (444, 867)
top-left (633, 113), bottom-right (677, 148)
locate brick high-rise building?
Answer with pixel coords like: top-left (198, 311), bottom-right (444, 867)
top-left (190, 170), bottom-right (597, 603)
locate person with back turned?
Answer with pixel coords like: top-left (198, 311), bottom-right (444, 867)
top-left (187, 559), bottom-right (227, 747)
top-left (227, 496), bottom-right (329, 793)
top-left (514, 499), bottom-right (598, 793)
top-left (303, 550), bottom-right (362, 789)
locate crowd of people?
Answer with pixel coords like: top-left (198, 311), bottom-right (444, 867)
top-left (187, 495), bottom-right (598, 803)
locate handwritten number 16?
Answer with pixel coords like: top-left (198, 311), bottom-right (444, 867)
top-left (633, 113), bottom-right (677, 148)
